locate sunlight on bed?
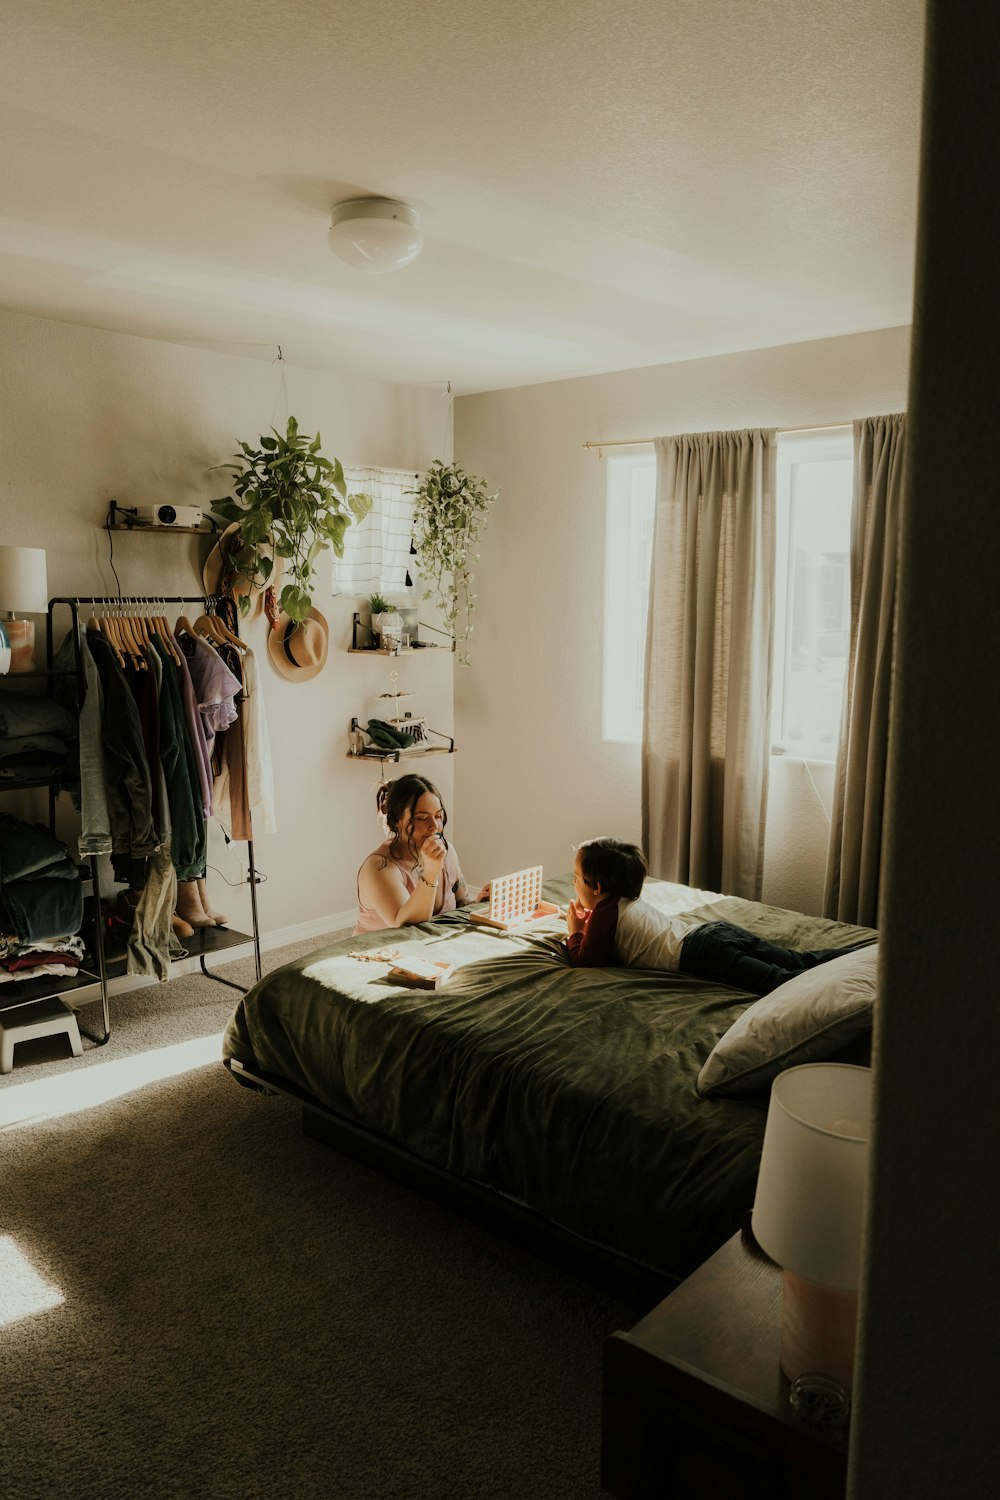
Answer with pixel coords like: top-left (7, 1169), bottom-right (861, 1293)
top-left (0, 1033), bottom-right (224, 1130)
top-left (0, 1236), bottom-right (65, 1327)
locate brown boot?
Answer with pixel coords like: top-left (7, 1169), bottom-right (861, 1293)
top-left (175, 879), bottom-right (216, 929)
top-left (172, 911), bottom-right (195, 939)
top-left (197, 876), bottom-right (228, 927)
top-left (114, 889), bottom-right (143, 925)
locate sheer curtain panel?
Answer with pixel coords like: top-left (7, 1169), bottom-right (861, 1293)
top-left (824, 414), bottom-right (907, 926)
top-left (642, 429), bottom-right (776, 898)
top-left (331, 466), bottom-right (418, 597)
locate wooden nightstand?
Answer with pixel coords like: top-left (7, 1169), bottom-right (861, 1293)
top-left (601, 1224), bottom-right (848, 1499)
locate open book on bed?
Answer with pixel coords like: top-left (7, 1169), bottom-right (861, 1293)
top-left (467, 864), bottom-right (562, 931)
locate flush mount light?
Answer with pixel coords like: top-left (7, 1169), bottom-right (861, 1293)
top-left (328, 197), bottom-right (423, 274)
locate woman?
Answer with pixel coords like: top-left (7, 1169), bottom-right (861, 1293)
top-left (355, 774), bottom-right (481, 933)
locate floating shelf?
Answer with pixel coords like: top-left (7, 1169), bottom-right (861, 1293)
top-left (347, 745), bottom-right (456, 762)
top-left (347, 645), bottom-right (450, 655)
top-left (107, 524), bottom-right (218, 536)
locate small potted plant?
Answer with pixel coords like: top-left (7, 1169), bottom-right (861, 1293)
top-left (366, 592), bottom-right (403, 648)
top-left (410, 459), bottom-right (497, 665)
top-left (212, 417), bottom-right (372, 623)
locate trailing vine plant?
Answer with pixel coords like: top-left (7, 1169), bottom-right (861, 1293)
top-left (410, 459), bottom-right (498, 665)
top-left (212, 416), bottom-right (372, 623)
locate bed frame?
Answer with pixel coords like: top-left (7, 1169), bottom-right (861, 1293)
top-left (225, 1056), bottom-right (676, 1311)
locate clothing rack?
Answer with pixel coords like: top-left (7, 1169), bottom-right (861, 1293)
top-left (46, 595), bottom-right (263, 1047)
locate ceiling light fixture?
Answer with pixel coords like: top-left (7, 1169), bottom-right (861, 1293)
top-left (328, 198), bottom-right (423, 274)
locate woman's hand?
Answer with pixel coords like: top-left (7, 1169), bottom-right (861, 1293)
top-left (567, 898), bottom-right (589, 936)
top-left (419, 833), bottom-right (448, 885)
top-left (476, 881), bottom-right (491, 902)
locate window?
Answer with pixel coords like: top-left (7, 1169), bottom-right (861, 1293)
top-left (330, 465), bottom-right (418, 597)
top-left (601, 431), bottom-right (854, 755)
top-left (772, 428), bottom-right (853, 760)
top-left (602, 448), bottom-right (656, 742)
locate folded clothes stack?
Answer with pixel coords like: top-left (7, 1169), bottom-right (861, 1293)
top-left (0, 812), bottom-right (85, 947)
top-left (0, 691), bottom-right (78, 785)
top-left (0, 933), bottom-right (86, 984)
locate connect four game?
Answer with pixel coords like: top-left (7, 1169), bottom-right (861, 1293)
top-left (469, 865), bottom-right (559, 931)
top-left (490, 865), bottom-right (543, 925)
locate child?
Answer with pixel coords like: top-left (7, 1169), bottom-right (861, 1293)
top-left (566, 837), bottom-right (869, 995)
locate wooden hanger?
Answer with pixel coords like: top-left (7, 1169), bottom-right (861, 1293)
top-left (194, 610), bottom-right (248, 654)
top-left (117, 607), bottom-right (147, 670)
top-left (93, 609), bottom-right (127, 669)
top-left (149, 600), bottom-right (182, 665)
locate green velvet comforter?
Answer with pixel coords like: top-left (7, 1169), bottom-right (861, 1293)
top-left (223, 876), bottom-right (875, 1283)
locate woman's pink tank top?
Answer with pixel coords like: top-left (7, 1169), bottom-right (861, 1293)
top-left (354, 838), bottom-right (461, 934)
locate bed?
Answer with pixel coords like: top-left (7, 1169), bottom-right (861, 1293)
top-left (223, 875), bottom-right (876, 1306)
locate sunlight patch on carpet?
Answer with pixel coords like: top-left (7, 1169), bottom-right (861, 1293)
top-left (0, 1033), bottom-right (225, 1129)
top-left (0, 1236), bottom-right (65, 1327)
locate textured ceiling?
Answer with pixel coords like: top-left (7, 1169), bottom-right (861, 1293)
top-left (0, 1), bottom-right (924, 393)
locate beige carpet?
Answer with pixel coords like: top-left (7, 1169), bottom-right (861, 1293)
top-left (0, 937), bottom-right (629, 1499)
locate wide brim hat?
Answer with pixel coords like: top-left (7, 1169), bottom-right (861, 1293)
top-left (202, 522), bottom-right (283, 620)
top-left (266, 606), bottom-right (329, 682)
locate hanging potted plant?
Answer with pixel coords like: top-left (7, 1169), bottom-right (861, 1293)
top-left (211, 417), bottom-right (372, 623)
top-left (410, 459), bottom-right (497, 665)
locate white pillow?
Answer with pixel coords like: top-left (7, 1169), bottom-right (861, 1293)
top-left (696, 944), bottom-right (878, 1098)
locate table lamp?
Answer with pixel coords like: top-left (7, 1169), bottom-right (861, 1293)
top-left (751, 1063), bottom-right (872, 1396)
top-left (0, 547), bottom-right (48, 674)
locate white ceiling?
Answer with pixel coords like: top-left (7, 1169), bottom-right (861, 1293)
top-left (1, 1), bottom-right (924, 395)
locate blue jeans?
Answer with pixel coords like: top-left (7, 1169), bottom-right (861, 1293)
top-left (679, 920), bottom-right (864, 996)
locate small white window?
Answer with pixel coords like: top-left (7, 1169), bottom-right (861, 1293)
top-left (602, 449), bottom-right (656, 742)
top-left (772, 429), bottom-right (853, 761)
top-left (331, 466), bottom-right (418, 597)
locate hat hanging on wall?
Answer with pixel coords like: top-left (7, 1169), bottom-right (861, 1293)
top-left (202, 523), bottom-right (283, 619)
top-left (266, 606), bottom-right (329, 682)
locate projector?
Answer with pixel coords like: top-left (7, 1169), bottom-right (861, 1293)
top-left (133, 504), bottom-right (205, 528)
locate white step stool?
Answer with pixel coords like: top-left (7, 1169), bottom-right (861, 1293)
top-left (0, 996), bottom-right (84, 1074)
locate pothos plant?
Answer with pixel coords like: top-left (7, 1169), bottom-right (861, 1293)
top-left (410, 459), bottom-right (498, 665)
top-left (212, 416), bottom-right (372, 624)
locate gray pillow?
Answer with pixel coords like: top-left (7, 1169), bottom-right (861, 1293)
top-left (696, 943), bottom-right (878, 1098)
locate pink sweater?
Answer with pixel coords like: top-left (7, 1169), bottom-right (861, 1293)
top-left (354, 837), bottom-right (462, 934)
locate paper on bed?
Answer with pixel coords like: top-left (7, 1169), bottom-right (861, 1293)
top-left (386, 957), bottom-right (455, 990)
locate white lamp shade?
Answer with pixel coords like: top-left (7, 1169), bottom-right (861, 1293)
top-left (328, 198), bottom-right (423, 274)
top-left (0, 546), bottom-right (48, 613)
top-left (752, 1063), bottom-right (872, 1291)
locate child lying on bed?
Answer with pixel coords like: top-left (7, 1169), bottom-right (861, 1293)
top-left (565, 837), bottom-right (867, 994)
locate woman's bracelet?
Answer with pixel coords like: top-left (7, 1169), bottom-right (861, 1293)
top-left (418, 871), bottom-right (437, 889)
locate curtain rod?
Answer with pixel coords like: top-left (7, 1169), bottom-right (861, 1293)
top-left (582, 422), bottom-right (853, 451)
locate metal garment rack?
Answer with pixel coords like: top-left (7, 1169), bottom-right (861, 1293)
top-left (46, 595), bottom-right (264, 1046)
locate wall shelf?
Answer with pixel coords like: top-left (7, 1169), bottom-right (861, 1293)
top-left (347, 646), bottom-right (451, 655)
top-left (105, 500), bottom-right (218, 535)
top-left (348, 716), bottom-right (455, 763)
top-left (347, 746), bottom-right (457, 763)
top-left (350, 612), bottom-right (455, 653)
top-left (107, 525), bottom-right (217, 536)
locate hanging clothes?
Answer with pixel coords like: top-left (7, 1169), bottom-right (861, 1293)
top-left (177, 627), bottom-right (241, 768)
top-left (52, 627), bottom-right (113, 857)
top-left (124, 639), bottom-right (186, 980)
top-left (85, 629), bottom-right (158, 860)
top-left (148, 637), bottom-right (206, 880)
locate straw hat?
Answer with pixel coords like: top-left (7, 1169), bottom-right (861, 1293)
top-left (202, 522), bottom-right (283, 619)
top-left (266, 606), bottom-right (329, 681)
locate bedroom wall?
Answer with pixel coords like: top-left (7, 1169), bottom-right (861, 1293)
top-left (454, 325), bottom-right (911, 911)
top-left (0, 309), bottom-right (444, 941)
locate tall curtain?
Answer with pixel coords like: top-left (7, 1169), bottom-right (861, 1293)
top-left (642, 429), bottom-right (776, 899)
top-left (824, 413), bottom-right (907, 926)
